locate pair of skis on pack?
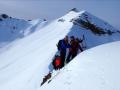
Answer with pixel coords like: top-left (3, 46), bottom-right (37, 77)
top-left (80, 35), bottom-right (87, 49)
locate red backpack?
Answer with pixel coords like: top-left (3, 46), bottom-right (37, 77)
top-left (55, 57), bottom-right (61, 67)
top-left (53, 56), bottom-right (61, 70)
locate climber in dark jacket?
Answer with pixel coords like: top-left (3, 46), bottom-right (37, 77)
top-left (57, 36), bottom-right (71, 68)
top-left (66, 36), bottom-right (83, 63)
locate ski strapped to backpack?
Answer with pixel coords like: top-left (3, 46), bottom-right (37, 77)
top-left (81, 35), bottom-right (87, 49)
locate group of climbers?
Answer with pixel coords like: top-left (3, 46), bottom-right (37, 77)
top-left (52, 35), bottom-right (84, 70)
top-left (41, 35), bottom-right (84, 86)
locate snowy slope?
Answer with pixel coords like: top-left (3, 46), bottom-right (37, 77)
top-left (0, 10), bottom-right (120, 90)
top-left (57, 10), bottom-right (120, 48)
top-left (40, 41), bottom-right (120, 90)
top-left (0, 14), bottom-right (47, 48)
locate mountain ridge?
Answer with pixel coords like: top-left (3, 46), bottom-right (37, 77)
top-left (0, 14), bottom-right (47, 48)
top-left (0, 10), bottom-right (120, 90)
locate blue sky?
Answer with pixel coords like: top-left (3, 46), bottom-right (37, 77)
top-left (0, 0), bottom-right (120, 29)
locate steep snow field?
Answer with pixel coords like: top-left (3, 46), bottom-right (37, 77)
top-left (0, 15), bottom-right (47, 48)
top-left (41, 41), bottom-right (120, 90)
top-left (0, 10), bottom-right (120, 90)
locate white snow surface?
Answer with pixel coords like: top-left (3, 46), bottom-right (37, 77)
top-left (0, 16), bottom-right (47, 48)
top-left (41, 41), bottom-right (120, 90)
top-left (0, 11), bottom-right (120, 90)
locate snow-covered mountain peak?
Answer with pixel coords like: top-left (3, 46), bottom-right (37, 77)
top-left (59, 9), bottom-right (120, 36)
top-left (58, 10), bottom-right (87, 22)
top-left (0, 15), bottom-right (48, 48)
top-left (60, 10), bottom-right (119, 32)
top-left (72, 11), bottom-right (120, 34)
top-left (56, 10), bottom-right (120, 49)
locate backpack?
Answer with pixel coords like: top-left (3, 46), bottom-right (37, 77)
top-left (52, 55), bottom-right (61, 70)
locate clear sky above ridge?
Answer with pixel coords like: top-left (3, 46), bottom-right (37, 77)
top-left (0, 0), bottom-right (120, 29)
